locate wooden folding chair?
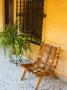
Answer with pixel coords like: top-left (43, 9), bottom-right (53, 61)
top-left (21, 42), bottom-right (61, 90)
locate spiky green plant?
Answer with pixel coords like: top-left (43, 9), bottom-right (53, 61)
top-left (0, 22), bottom-right (31, 56)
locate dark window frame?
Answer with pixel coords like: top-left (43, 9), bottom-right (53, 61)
top-left (16, 0), bottom-right (46, 45)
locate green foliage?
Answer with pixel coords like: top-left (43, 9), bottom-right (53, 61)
top-left (0, 22), bottom-right (31, 55)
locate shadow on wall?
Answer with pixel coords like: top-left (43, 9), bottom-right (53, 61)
top-left (56, 48), bottom-right (67, 82)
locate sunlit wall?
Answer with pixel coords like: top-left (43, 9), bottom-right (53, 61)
top-left (43, 0), bottom-right (67, 78)
top-left (0, 0), bottom-right (5, 31)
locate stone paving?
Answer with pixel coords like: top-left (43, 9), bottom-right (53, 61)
top-left (0, 48), bottom-right (67, 90)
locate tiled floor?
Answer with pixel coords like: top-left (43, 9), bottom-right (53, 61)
top-left (0, 48), bottom-right (67, 90)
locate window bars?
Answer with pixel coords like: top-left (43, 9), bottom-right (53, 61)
top-left (16, 0), bottom-right (45, 45)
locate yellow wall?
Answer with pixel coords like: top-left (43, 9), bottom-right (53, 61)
top-left (43, 0), bottom-right (67, 78)
top-left (0, 0), bottom-right (5, 31)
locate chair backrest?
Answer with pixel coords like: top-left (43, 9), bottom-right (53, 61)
top-left (37, 43), bottom-right (61, 71)
top-left (38, 42), bottom-right (45, 58)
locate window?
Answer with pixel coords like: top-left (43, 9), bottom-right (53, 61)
top-left (16, 0), bottom-right (45, 45)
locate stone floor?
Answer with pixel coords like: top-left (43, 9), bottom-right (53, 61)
top-left (0, 48), bottom-right (67, 90)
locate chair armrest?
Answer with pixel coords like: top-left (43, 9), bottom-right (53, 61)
top-left (21, 63), bottom-right (34, 68)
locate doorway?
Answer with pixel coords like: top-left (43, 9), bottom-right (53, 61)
top-left (5, 0), bottom-right (14, 25)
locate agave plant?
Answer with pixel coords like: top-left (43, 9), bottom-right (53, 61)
top-left (0, 22), bottom-right (31, 56)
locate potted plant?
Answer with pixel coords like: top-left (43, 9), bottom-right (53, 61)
top-left (0, 22), bottom-right (31, 65)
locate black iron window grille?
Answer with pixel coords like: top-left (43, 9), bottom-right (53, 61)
top-left (16, 0), bottom-right (46, 45)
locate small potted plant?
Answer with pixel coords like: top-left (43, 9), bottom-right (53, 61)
top-left (0, 21), bottom-right (31, 65)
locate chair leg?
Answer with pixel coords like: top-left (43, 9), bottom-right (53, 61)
top-left (21, 68), bottom-right (27, 80)
top-left (35, 77), bottom-right (43, 90)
